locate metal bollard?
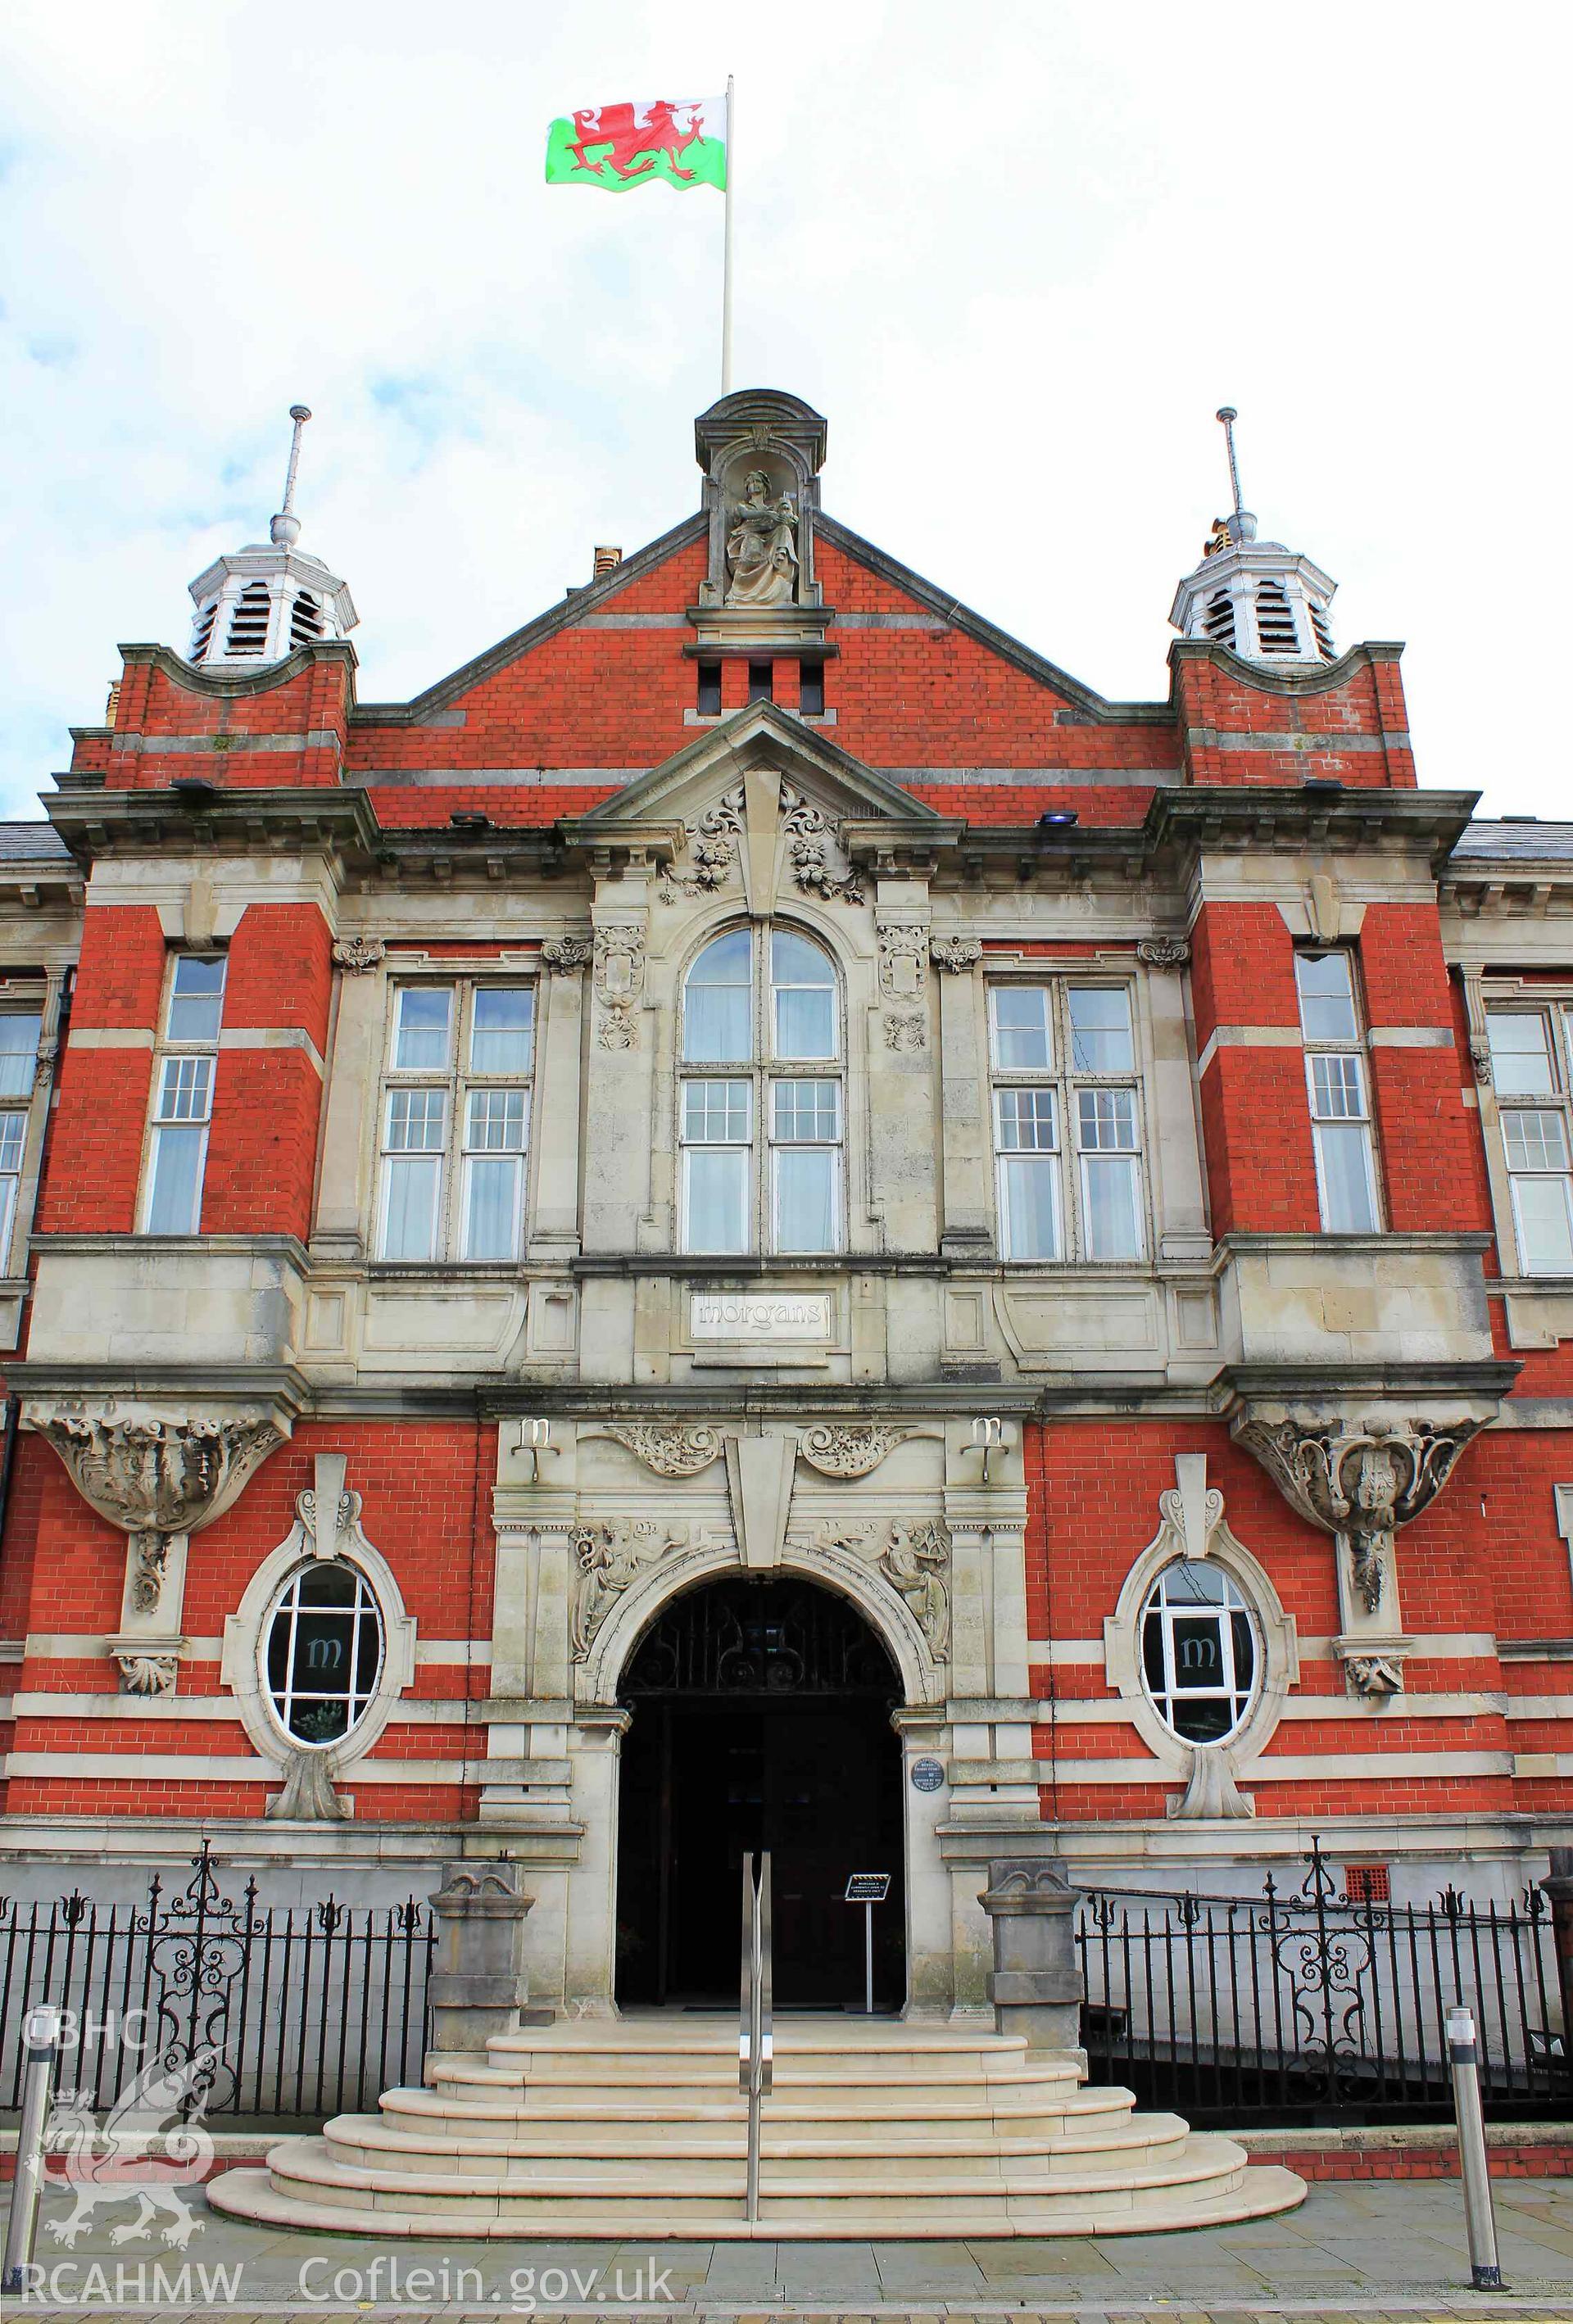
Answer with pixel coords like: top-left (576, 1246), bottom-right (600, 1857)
top-left (2, 2003), bottom-right (63, 2297)
top-left (1447, 2005), bottom-right (1503, 2290)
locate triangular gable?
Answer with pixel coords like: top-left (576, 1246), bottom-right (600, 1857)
top-left (569, 702), bottom-right (950, 913)
top-left (576, 699), bottom-right (945, 832)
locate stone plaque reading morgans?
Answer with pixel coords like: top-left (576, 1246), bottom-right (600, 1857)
top-left (691, 1292), bottom-right (832, 1342)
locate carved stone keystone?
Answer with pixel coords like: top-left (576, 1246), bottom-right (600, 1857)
top-left (427, 1861), bottom-right (546, 2056)
top-left (977, 1859), bottom-right (1086, 2052)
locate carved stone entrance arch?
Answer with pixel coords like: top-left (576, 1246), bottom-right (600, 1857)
top-left (577, 1534), bottom-right (942, 1714)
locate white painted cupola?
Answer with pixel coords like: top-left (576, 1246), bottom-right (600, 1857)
top-left (1170, 408), bottom-right (1337, 667)
top-left (185, 405), bottom-right (357, 668)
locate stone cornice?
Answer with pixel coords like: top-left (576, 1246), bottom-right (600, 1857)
top-left (114, 638), bottom-right (357, 697)
top-left (1147, 782), bottom-right (1480, 869)
top-left (1223, 1359), bottom-right (1520, 1403)
top-left (1167, 634), bottom-right (1408, 700)
top-left (46, 785), bottom-right (381, 869)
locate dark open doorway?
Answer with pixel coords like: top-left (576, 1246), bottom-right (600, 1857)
top-left (614, 1575), bottom-right (905, 2009)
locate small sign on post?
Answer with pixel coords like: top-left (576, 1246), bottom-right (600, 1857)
top-left (844, 1873), bottom-right (891, 2017)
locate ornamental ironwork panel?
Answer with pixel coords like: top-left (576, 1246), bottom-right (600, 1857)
top-left (1077, 1835), bottom-right (1571, 2128)
top-left (622, 1577), bottom-right (898, 1699)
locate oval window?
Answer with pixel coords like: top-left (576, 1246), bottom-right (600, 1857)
top-left (1140, 1560), bottom-right (1258, 1745)
top-left (265, 1561), bottom-right (384, 1746)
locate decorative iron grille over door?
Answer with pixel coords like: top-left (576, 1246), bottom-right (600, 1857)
top-left (622, 1577), bottom-right (898, 1698)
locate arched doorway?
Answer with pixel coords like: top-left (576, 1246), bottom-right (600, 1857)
top-left (614, 1574), bottom-right (906, 2009)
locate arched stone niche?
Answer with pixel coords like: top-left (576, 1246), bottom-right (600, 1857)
top-left (693, 388), bottom-right (828, 623)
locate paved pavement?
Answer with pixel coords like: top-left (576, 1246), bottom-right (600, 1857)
top-left (8, 2174), bottom-right (1573, 2317)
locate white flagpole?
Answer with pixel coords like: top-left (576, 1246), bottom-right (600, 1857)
top-left (721, 74), bottom-right (735, 394)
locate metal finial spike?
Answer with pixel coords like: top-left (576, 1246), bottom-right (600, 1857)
top-left (271, 405), bottom-right (312, 548)
top-left (1216, 406), bottom-right (1244, 520)
top-left (280, 405), bottom-right (312, 518)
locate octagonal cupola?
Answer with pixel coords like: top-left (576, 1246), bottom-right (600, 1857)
top-left (1170, 408), bottom-right (1337, 666)
top-left (185, 405), bottom-right (357, 668)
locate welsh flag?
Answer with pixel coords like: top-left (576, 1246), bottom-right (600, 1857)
top-left (545, 95), bottom-right (728, 192)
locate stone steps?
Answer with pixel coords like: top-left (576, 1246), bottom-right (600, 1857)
top-left (207, 2014), bottom-right (1306, 2240)
top-left (325, 2105), bottom-right (1194, 2178)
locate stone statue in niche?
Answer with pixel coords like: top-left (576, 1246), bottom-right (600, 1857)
top-left (725, 470), bottom-right (798, 608)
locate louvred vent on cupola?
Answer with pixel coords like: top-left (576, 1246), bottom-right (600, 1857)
top-left (1203, 591), bottom-right (1236, 650)
top-left (1309, 603), bottom-right (1335, 661)
top-left (1254, 580), bottom-right (1300, 655)
top-left (288, 590), bottom-right (324, 648)
top-left (225, 582), bottom-right (272, 656)
top-left (188, 603), bottom-right (218, 664)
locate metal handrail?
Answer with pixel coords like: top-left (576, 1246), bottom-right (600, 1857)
top-left (738, 1851), bottom-right (773, 2222)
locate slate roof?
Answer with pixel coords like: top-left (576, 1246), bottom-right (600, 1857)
top-left (1448, 819), bottom-right (1573, 866)
top-left (0, 822), bottom-right (73, 863)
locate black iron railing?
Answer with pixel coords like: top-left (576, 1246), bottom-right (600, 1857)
top-left (1077, 1837), bottom-right (1570, 2127)
top-left (0, 1842), bottom-right (434, 2122)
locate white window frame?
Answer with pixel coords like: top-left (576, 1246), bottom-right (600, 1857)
top-left (140, 953), bottom-right (226, 1234)
top-left (678, 925), bottom-right (844, 1257)
top-left (264, 1560), bottom-right (386, 1749)
top-left (987, 979), bottom-right (1147, 1263)
top-left (1139, 1559), bottom-right (1259, 1746)
top-left (1484, 999), bottom-right (1573, 1278)
top-left (1295, 949), bottom-right (1381, 1234)
top-left (377, 981), bottom-right (536, 1263)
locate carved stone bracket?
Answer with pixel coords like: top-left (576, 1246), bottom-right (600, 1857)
top-left (1231, 1411), bottom-right (1481, 1621)
top-left (267, 1750), bottom-right (350, 1823)
top-left (36, 1410), bottom-right (286, 1683)
top-left (798, 1422), bottom-right (917, 1478)
top-left (1137, 935), bottom-right (1192, 968)
top-left (332, 936), bottom-right (385, 974)
top-left (929, 936), bottom-right (982, 974)
top-left (592, 925), bottom-right (646, 1049)
top-left (600, 1421), bottom-right (725, 1476)
top-left (781, 782), bottom-right (863, 904)
top-left (540, 935), bottom-right (593, 975)
top-left (37, 1411), bottom-right (284, 1543)
top-left (109, 1643), bottom-right (184, 1699)
top-left (1337, 1642), bottom-right (1413, 1701)
top-left (1169, 1745), bottom-right (1254, 1820)
top-left (660, 786), bottom-right (743, 903)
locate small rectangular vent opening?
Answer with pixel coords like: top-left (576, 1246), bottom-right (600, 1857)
top-left (696, 661), bottom-right (722, 716)
top-left (747, 659), bottom-right (773, 703)
top-left (799, 659), bottom-right (825, 716)
top-left (1344, 1864), bottom-right (1390, 1905)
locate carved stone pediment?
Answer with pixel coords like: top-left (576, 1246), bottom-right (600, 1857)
top-left (570, 699), bottom-right (943, 849)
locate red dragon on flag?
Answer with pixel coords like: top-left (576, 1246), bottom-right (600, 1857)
top-left (545, 94), bottom-right (728, 193)
top-left (568, 100), bottom-right (704, 183)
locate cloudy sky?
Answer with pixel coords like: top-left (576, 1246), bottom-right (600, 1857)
top-left (2, 3), bottom-right (1566, 822)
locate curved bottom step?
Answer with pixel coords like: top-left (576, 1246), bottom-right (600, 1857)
top-left (208, 2161), bottom-right (1307, 2240)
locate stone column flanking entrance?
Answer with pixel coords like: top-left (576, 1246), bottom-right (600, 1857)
top-left (978, 1858), bottom-right (1086, 2052)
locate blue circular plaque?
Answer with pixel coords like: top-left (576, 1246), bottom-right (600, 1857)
top-left (910, 1756), bottom-right (945, 1794)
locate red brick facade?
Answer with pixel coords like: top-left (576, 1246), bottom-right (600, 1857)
top-left (1, 389), bottom-right (1567, 1999)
